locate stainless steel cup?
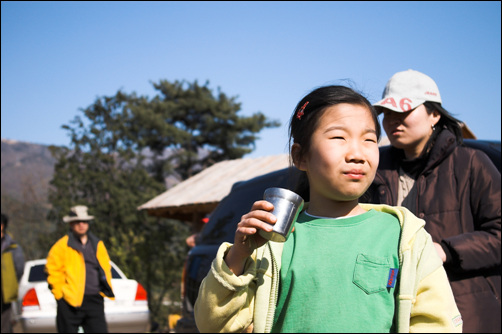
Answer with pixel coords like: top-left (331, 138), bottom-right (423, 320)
top-left (258, 187), bottom-right (304, 242)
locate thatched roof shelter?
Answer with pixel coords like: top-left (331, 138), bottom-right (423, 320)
top-left (137, 154), bottom-right (290, 222)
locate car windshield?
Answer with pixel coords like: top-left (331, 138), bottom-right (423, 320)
top-left (28, 265), bottom-right (48, 282)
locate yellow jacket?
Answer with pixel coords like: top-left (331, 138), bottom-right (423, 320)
top-left (45, 232), bottom-right (115, 307)
top-left (1, 233), bottom-right (25, 303)
top-left (195, 204), bottom-right (462, 333)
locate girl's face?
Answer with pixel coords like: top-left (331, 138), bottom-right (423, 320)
top-left (382, 104), bottom-right (440, 159)
top-left (294, 103), bottom-right (379, 212)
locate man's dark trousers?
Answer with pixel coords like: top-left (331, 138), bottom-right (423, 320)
top-left (56, 294), bottom-right (108, 333)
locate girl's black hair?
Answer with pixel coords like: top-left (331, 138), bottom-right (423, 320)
top-left (287, 85), bottom-right (380, 201)
top-left (289, 85), bottom-right (380, 158)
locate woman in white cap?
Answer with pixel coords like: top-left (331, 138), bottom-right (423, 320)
top-left (363, 69), bottom-right (501, 333)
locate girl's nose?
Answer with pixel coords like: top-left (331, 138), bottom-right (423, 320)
top-left (346, 142), bottom-right (365, 163)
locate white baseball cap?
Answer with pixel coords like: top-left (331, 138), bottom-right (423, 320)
top-left (374, 69), bottom-right (442, 113)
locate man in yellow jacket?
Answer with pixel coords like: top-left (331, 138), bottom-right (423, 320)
top-left (46, 205), bottom-right (114, 333)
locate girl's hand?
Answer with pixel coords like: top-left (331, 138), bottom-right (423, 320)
top-left (433, 242), bottom-right (447, 263)
top-left (224, 200), bottom-right (276, 275)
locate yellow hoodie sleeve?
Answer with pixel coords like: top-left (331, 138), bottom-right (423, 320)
top-left (194, 242), bottom-right (257, 333)
top-left (410, 237), bottom-right (463, 333)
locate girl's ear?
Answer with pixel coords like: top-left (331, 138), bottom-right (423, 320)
top-left (291, 143), bottom-right (307, 171)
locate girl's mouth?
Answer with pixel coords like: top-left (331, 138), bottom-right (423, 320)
top-left (344, 170), bottom-right (365, 179)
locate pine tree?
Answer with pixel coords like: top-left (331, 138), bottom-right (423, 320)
top-left (45, 79), bottom-right (280, 328)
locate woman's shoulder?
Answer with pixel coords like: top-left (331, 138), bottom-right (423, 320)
top-left (451, 144), bottom-right (499, 172)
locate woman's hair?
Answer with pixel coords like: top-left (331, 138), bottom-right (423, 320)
top-left (423, 101), bottom-right (463, 153)
top-left (287, 85), bottom-right (380, 200)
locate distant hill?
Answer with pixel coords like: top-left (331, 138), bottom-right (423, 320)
top-left (1, 139), bottom-right (183, 206)
top-left (1, 138), bottom-right (56, 205)
top-left (1, 139), bottom-right (58, 259)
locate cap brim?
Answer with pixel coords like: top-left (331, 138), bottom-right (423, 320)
top-left (63, 216), bottom-right (94, 223)
top-left (373, 96), bottom-right (425, 113)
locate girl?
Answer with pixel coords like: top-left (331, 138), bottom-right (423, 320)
top-left (194, 85), bottom-right (462, 333)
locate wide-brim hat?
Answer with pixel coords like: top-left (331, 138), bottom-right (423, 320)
top-left (373, 69), bottom-right (442, 113)
top-left (63, 205), bottom-right (94, 223)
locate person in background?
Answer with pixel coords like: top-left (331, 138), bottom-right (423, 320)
top-left (194, 85), bottom-right (461, 333)
top-left (1, 213), bottom-right (25, 333)
top-left (185, 217), bottom-right (209, 248)
top-left (364, 69), bottom-right (501, 332)
top-left (45, 205), bottom-right (115, 333)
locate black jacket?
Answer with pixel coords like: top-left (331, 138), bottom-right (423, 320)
top-left (363, 130), bottom-right (501, 333)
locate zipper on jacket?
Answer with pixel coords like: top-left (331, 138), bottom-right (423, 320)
top-left (264, 242), bottom-right (279, 333)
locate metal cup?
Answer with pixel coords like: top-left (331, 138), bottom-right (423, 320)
top-left (258, 187), bottom-right (304, 242)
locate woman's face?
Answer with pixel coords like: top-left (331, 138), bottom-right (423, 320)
top-left (294, 103), bottom-right (379, 214)
top-left (382, 104), bottom-right (440, 159)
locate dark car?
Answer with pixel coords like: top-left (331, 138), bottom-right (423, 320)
top-left (463, 139), bottom-right (501, 171)
top-left (174, 139), bottom-right (501, 333)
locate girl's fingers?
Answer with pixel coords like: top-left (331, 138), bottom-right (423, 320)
top-left (238, 215), bottom-right (275, 232)
top-left (234, 212), bottom-right (275, 250)
top-left (241, 201), bottom-right (276, 225)
top-left (251, 199), bottom-right (274, 209)
top-left (232, 200), bottom-right (278, 256)
top-left (236, 226), bottom-right (260, 236)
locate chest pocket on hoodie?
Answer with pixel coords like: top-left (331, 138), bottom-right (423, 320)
top-left (353, 253), bottom-right (390, 294)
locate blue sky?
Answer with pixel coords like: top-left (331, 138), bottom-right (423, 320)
top-left (2, 1), bottom-right (500, 158)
